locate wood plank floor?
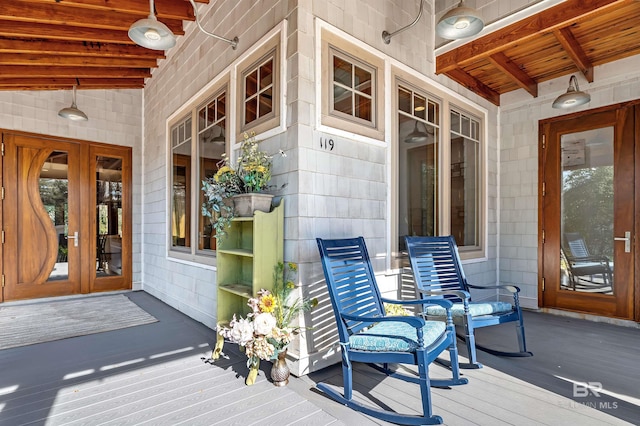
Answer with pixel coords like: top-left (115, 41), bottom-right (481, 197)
top-left (0, 291), bottom-right (638, 425)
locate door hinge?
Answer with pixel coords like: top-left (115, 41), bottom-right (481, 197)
top-left (1, 186), bottom-right (4, 200)
top-left (1, 142), bottom-right (4, 156)
top-left (541, 229), bottom-right (545, 244)
top-left (1, 230), bottom-right (4, 244)
top-left (542, 277), bottom-right (545, 291)
top-left (541, 134), bottom-right (546, 149)
top-left (542, 182), bottom-right (546, 196)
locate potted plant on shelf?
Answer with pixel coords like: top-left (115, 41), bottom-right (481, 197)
top-left (201, 132), bottom-right (285, 240)
top-left (217, 262), bottom-right (317, 386)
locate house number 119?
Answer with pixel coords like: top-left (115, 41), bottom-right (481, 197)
top-left (320, 137), bottom-right (334, 151)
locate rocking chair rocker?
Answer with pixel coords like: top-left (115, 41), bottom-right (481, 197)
top-left (316, 237), bottom-right (468, 425)
top-left (405, 235), bottom-right (532, 369)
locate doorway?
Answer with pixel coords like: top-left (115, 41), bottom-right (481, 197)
top-left (1, 131), bottom-right (132, 302)
top-left (539, 103), bottom-right (639, 320)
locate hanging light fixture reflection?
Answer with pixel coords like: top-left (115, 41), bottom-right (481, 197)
top-left (436, 1), bottom-right (484, 40)
top-left (552, 75), bottom-right (591, 109)
top-left (58, 85), bottom-right (88, 121)
top-left (405, 121), bottom-right (430, 143)
top-left (211, 127), bottom-right (225, 144)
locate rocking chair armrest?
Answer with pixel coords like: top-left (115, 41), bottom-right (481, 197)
top-left (340, 312), bottom-right (426, 328)
top-left (467, 283), bottom-right (521, 293)
top-left (381, 297), bottom-right (454, 310)
top-left (415, 289), bottom-right (470, 301)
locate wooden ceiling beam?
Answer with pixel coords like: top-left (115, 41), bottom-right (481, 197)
top-left (0, 21), bottom-right (161, 44)
top-left (0, 65), bottom-right (151, 79)
top-left (0, 78), bottom-right (145, 90)
top-left (0, 38), bottom-right (164, 59)
top-left (436, 0), bottom-right (626, 74)
top-left (553, 27), bottom-right (594, 82)
top-left (488, 52), bottom-right (538, 98)
top-left (445, 68), bottom-right (501, 106)
top-left (15, 0), bottom-right (201, 21)
top-left (0, 3), bottom-right (185, 34)
top-left (0, 53), bottom-right (158, 68)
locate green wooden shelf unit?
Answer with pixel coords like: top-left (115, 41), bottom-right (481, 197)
top-left (212, 199), bottom-right (284, 359)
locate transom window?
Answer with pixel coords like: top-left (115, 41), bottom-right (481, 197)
top-left (330, 49), bottom-right (375, 126)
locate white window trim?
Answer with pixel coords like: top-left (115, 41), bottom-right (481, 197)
top-left (164, 21), bottom-right (288, 266)
top-left (315, 19), bottom-right (490, 267)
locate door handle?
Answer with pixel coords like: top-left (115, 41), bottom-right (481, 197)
top-left (66, 231), bottom-right (79, 247)
top-left (614, 231), bottom-right (631, 253)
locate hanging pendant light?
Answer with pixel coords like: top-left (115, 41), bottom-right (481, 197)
top-left (129, 0), bottom-right (238, 51)
top-left (436, 1), bottom-right (484, 40)
top-left (552, 75), bottom-right (591, 109)
top-left (128, 0), bottom-right (176, 50)
top-left (58, 85), bottom-right (88, 121)
top-left (405, 121), bottom-right (430, 143)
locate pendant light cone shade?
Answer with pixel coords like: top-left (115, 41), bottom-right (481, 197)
top-left (128, 0), bottom-right (176, 50)
top-left (58, 86), bottom-right (88, 121)
top-left (405, 121), bottom-right (429, 143)
top-left (552, 75), bottom-right (591, 109)
top-left (436, 1), bottom-right (484, 39)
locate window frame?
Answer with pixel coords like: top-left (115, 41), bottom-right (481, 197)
top-left (329, 48), bottom-right (377, 128)
top-left (235, 31), bottom-right (282, 138)
top-left (320, 28), bottom-right (385, 141)
top-left (392, 73), bottom-right (486, 262)
top-left (167, 80), bottom-right (229, 265)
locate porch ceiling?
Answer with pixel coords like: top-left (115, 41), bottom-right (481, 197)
top-left (0, 0), bottom-right (208, 91)
top-left (436, 0), bottom-right (640, 106)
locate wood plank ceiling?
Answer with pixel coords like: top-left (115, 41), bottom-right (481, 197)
top-left (0, 0), bottom-right (208, 91)
top-left (437, 0), bottom-right (640, 106)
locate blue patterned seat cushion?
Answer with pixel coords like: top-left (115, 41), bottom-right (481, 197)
top-left (349, 320), bottom-right (446, 352)
top-left (424, 301), bottom-right (513, 318)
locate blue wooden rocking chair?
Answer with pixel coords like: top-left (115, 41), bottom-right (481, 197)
top-left (316, 237), bottom-right (468, 425)
top-left (405, 236), bottom-right (532, 369)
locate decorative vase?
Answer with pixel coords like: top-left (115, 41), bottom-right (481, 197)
top-left (270, 349), bottom-right (290, 387)
top-left (232, 193), bottom-right (274, 217)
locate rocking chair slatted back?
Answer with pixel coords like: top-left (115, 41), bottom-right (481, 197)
top-left (316, 237), bottom-right (385, 340)
top-left (406, 237), bottom-right (468, 302)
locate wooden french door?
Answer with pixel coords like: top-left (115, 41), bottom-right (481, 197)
top-left (1, 131), bottom-right (132, 302)
top-left (539, 103), bottom-right (638, 320)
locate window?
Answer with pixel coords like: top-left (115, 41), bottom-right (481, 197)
top-left (394, 78), bottom-right (484, 257)
top-left (169, 87), bottom-right (227, 259)
top-left (197, 91), bottom-right (227, 252)
top-left (450, 110), bottom-right (480, 249)
top-left (397, 85), bottom-right (440, 245)
top-left (243, 55), bottom-right (274, 126)
top-left (170, 116), bottom-right (192, 251)
top-left (236, 30), bottom-right (282, 136)
top-left (320, 28), bottom-right (385, 140)
top-left (330, 50), bottom-right (375, 126)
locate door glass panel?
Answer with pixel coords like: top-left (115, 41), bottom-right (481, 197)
top-left (40, 151), bottom-right (69, 281)
top-left (96, 156), bottom-right (123, 277)
top-left (560, 127), bottom-right (614, 294)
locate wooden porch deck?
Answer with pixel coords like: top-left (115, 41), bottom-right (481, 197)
top-left (0, 291), bottom-right (637, 425)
